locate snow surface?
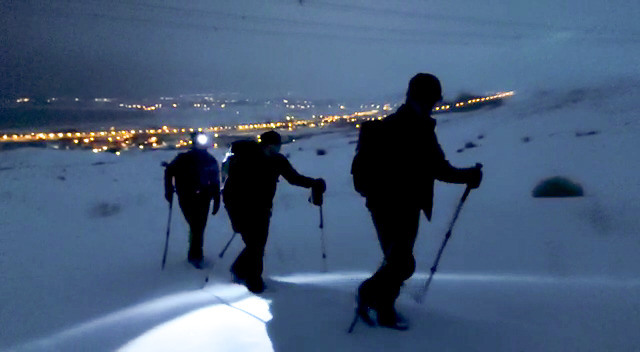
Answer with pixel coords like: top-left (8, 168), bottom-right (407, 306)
top-left (2, 79), bottom-right (640, 351)
top-left (3, 4), bottom-right (640, 345)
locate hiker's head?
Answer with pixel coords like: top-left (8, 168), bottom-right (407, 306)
top-left (406, 73), bottom-right (443, 113)
top-left (190, 132), bottom-right (209, 149)
top-left (259, 130), bottom-right (282, 155)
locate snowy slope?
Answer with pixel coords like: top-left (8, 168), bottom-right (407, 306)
top-left (2, 78), bottom-right (640, 351)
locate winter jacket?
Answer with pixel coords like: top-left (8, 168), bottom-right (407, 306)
top-left (352, 104), bottom-right (474, 220)
top-left (223, 143), bottom-right (316, 211)
top-left (165, 148), bottom-right (220, 201)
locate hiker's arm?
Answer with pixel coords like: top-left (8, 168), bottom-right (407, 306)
top-left (432, 140), bottom-right (481, 186)
top-left (278, 155), bottom-right (317, 188)
top-left (164, 160), bottom-right (177, 202)
top-left (210, 160), bottom-right (221, 215)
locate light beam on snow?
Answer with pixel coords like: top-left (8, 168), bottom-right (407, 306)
top-left (12, 283), bottom-right (273, 352)
top-left (272, 271), bottom-right (640, 288)
top-left (119, 296), bottom-right (273, 352)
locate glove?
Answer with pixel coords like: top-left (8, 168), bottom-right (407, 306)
top-left (467, 163), bottom-right (483, 189)
top-left (211, 191), bottom-right (221, 215)
top-left (314, 178), bottom-right (326, 193)
top-left (310, 178), bottom-right (326, 206)
top-left (211, 199), bottom-right (220, 215)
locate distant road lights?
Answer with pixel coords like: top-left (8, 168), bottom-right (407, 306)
top-left (1, 90), bottom-right (515, 154)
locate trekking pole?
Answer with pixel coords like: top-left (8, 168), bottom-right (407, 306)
top-left (219, 232), bottom-right (237, 258)
top-left (310, 181), bottom-right (328, 272)
top-left (415, 185), bottom-right (472, 303)
top-left (161, 198), bottom-right (173, 270)
top-left (319, 205), bottom-right (328, 272)
top-left (203, 231), bottom-right (237, 287)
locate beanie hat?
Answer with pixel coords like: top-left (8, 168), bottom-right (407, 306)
top-left (406, 73), bottom-right (442, 102)
top-left (259, 130), bottom-right (282, 146)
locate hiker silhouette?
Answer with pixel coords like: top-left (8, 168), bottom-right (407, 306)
top-left (164, 132), bottom-right (221, 269)
top-left (350, 73), bottom-right (483, 330)
top-left (222, 130), bottom-right (326, 293)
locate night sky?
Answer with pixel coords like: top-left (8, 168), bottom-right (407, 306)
top-left (1, 0), bottom-right (638, 100)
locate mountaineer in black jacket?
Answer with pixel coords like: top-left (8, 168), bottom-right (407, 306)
top-left (222, 130), bottom-right (326, 293)
top-left (351, 73), bottom-right (483, 330)
top-left (164, 133), bottom-right (221, 269)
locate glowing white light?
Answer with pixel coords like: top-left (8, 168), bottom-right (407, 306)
top-left (196, 134), bottom-right (209, 146)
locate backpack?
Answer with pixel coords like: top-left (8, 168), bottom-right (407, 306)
top-left (222, 140), bottom-right (264, 181)
top-left (169, 149), bottom-right (219, 195)
top-left (221, 140), bottom-right (267, 202)
top-left (351, 120), bottom-right (385, 197)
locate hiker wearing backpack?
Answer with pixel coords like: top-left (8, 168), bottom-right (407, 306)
top-left (164, 132), bottom-right (221, 269)
top-left (350, 73), bottom-right (483, 330)
top-left (221, 130), bottom-right (326, 293)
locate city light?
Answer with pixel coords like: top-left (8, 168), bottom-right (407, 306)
top-left (0, 91), bottom-right (514, 154)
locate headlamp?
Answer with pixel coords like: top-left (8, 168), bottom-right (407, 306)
top-left (195, 133), bottom-right (209, 146)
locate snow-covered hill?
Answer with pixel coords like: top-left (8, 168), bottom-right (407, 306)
top-left (2, 79), bottom-right (639, 351)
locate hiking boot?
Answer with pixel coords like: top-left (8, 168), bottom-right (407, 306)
top-left (355, 292), bottom-right (376, 326)
top-left (231, 270), bottom-right (265, 294)
top-left (188, 257), bottom-right (205, 270)
top-left (245, 277), bottom-right (266, 294)
top-left (230, 269), bottom-right (246, 284)
top-left (377, 308), bottom-right (409, 331)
